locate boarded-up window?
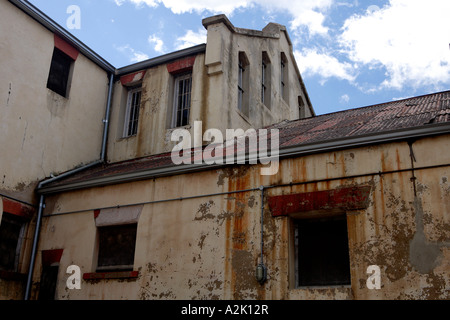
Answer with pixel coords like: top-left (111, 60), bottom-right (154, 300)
top-left (294, 215), bottom-right (351, 287)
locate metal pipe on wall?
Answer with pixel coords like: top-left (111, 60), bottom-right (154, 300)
top-left (24, 72), bottom-right (115, 300)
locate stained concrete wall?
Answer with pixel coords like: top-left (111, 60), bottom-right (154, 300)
top-left (107, 16), bottom-right (313, 163)
top-left (33, 134), bottom-right (450, 300)
top-left (0, 1), bottom-right (110, 300)
top-left (0, 1), bottom-right (110, 204)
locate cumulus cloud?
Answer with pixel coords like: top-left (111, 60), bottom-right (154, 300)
top-left (114, 0), bottom-right (450, 93)
top-left (175, 29), bottom-right (207, 50)
top-left (116, 44), bottom-right (150, 63)
top-left (340, 94), bottom-right (350, 104)
top-left (339, 0), bottom-right (450, 90)
top-left (114, 0), bottom-right (333, 35)
top-left (295, 48), bottom-right (356, 84)
top-left (148, 34), bottom-right (166, 53)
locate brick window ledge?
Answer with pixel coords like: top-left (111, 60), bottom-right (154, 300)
top-left (83, 270), bottom-right (139, 280)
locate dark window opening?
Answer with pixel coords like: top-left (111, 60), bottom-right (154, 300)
top-left (295, 215), bottom-right (351, 287)
top-left (97, 224), bottom-right (137, 272)
top-left (38, 265), bottom-right (59, 300)
top-left (0, 212), bottom-right (25, 272)
top-left (47, 48), bottom-right (73, 97)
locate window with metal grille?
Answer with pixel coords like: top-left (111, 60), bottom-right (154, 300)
top-left (171, 73), bottom-right (192, 128)
top-left (261, 61), bottom-right (267, 104)
top-left (0, 212), bottom-right (25, 272)
top-left (238, 60), bottom-right (245, 112)
top-left (47, 48), bottom-right (73, 97)
top-left (237, 52), bottom-right (250, 116)
top-left (280, 52), bottom-right (288, 101)
top-left (123, 86), bottom-right (142, 137)
top-left (261, 52), bottom-right (271, 108)
top-left (294, 215), bottom-right (351, 287)
top-left (97, 223), bottom-right (137, 272)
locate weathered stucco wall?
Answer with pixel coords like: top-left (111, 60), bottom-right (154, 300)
top-left (0, 1), bottom-right (109, 204)
top-left (106, 17), bottom-right (313, 163)
top-left (33, 134), bottom-right (450, 300)
top-left (0, 1), bottom-right (110, 300)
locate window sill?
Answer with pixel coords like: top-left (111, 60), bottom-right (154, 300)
top-left (294, 284), bottom-right (352, 290)
top-left (235, 108), bottom-right (252, 126)
top-left (117, 134), bottom-right (137, 142)
top-left (0, 270), bottom-right (27, 281)
top-left (83, 270), bottom-right (139, 280)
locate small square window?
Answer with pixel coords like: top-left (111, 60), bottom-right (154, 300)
top-left (123, 86), bottom-right (142, 137)
top-left (0, 212), bottom-right (25, 272)
top-left (294, 215), bottom-right (351, 287)
top-left (47, 48), bottom-right (73, 97)
top-left (97, 224), bottom-right (137, 272)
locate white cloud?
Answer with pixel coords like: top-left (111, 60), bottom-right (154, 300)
top-left (115, 0), bottom-right (333, 36)
top-left (148, 34), bottom-right (166, 53)
top-left (340, 94), bottom-right (350, 104)
top-left (116, 44), bottom-right (150, 63)
top-left (295, 48), bottom-right (356, 84)
top-left (117, 0), bottom-right (158, 8)
top-left (175, 29), bottom-right (207, 50)
top-left (339, 0), bottom-right (450, 90)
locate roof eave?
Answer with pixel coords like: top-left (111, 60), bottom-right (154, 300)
top-left (115, 44), bottom-right (206, 76)
top-left (37, 122), bottom-right (450, 196)
top-left (9, 0), bottom-right (116, 73)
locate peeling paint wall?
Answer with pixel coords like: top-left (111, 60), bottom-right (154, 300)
top-left (33, 134), bottom-right (450, 300)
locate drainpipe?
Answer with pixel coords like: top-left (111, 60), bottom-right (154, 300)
top-left (24, 72), bottom-right (115, 300)
top-left (101, 74), bottom-right (114, 161)
top-left (256, 186), bottom-right (267, 285)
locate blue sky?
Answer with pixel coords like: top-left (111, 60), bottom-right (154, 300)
top-left (28, 0), bottom-right (450, 116)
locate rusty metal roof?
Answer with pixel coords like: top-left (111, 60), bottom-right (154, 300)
top-left (270, 90), bottom-right (450, 148)
top-left (39, 90), bottom-right (450, 193)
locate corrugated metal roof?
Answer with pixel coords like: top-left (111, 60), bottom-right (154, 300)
top-left (273, 90), bottom-right (450, 148)
top-left (41, 90), bottom-right (450, 190)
